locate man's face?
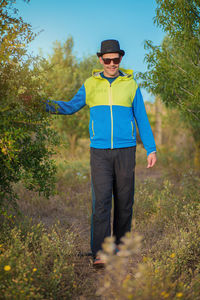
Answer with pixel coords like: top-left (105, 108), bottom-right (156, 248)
top-left (99, 53), bottom-right (122, 78)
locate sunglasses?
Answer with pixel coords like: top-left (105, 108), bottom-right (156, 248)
top-left (102, 57), bottom-right (121, 65)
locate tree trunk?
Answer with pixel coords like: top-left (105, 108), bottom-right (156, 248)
top-left (68, 134), bottom-right (77, 156)
top-left (194, 140), bottom-right (200, 170)
top-left (155, 96), bottom-right (162, 145)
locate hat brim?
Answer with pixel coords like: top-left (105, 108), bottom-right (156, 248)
top-left (97, 50), bottom-right (125, 57)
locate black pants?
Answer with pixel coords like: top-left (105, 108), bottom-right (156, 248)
top-left (90, 147), bottom-right (136, 257)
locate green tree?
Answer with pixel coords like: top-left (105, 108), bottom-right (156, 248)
top-left (42, 36), bottom-right (101, 155)
top-left (0, 0), bottom-right (58, 206)
top-left (139, 0), bottom-right (200, 167)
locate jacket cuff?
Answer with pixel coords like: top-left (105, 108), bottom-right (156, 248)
top-left (148, 151), bottom-right (156, 156)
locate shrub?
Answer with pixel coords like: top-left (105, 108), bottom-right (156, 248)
top-left (0, 219), bottom-right (76, 299)
top-left (0, 1), bottom-right (59, 207)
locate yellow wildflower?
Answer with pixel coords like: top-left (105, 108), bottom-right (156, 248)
top-left (161, 291), bottom-right (165, 296)
top-left (170, 253), bottom-right (175, 258)
top-left (143, 256), bottom-right (148, 262)
top-left (33, 268), bottom-right (37, 272)
top-left (176, 293), bottom-right (183, 298)
top-left (4, 265), bottom-right (11, 271)
top-left (164, 293), bottom-right (169, 298)
top-left (161, 291), bottom-right (169, 298)
top-left (155, 269), bottom-right (159, 273)
top-left (122, 275), bottom-right (130, 288)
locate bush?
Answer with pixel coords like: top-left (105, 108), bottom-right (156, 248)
top-left (0, 1), bottom-right (59, 207)
top-left (0, 218), bottom-right (76, 299)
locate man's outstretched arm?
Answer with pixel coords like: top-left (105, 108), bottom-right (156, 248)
top-left (46, 84), bottom-right (86, 115)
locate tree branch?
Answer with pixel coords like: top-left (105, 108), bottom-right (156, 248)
top-left (174, 93), bottom-right (200, 121)
top-left (179, 87), bottom-right (194, 97)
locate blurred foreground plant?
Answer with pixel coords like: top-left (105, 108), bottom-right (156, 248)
top-left (97, 232), bottom-right (142, 299)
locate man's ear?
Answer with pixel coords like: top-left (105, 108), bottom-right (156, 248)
top-left (99, 56), bottom-right (104, 65)
top-left (120, 56), bottom-right (122, 63)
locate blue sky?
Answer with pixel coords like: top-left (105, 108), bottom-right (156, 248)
top-left (15, 0), bottom-right (165, 101)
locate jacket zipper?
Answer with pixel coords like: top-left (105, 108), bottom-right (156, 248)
top-left (108, 84), bottom-right (113, 149)
top-left (93, 72), bottom-right (132, 149)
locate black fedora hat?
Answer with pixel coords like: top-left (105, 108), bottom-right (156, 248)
top-left (97, 39), bottom-right (125, 57)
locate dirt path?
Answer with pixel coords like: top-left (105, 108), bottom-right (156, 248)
top-left (64, 166), bottom-right (164, 299)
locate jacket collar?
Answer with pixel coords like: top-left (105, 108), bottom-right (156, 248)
top-left (92, 68), bottom-right (133, 79)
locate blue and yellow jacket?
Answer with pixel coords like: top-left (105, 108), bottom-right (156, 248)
top-left (46, 68), bottom-right (156, 156)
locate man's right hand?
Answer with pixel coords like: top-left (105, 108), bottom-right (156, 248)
top-left (147, 152), bottom-right (157, 168)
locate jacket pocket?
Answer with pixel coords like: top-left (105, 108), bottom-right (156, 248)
top-left (131, 121), bottom-right (134, 139)
top-left (91, 120), bottom-right (95, 139)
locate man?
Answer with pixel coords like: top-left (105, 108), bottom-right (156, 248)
top-left (46, 39), bottom-right (157, 267)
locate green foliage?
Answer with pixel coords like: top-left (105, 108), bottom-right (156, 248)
top-left (140, 36), bottom-right (200, 136)
top-left (42, 36), bottom-right (101, 154)
top-left (0, 218), bottom-right (76, 299)
top-left (138, 0), bottom-right (200, 164)
top-left (0, 0), bottom-right (33, 63)
top-left (154, 0), bottom-right (200, 40)
top-left (0, 1), bottom-right (59, 205)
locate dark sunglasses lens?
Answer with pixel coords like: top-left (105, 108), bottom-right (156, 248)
top-left (103, 59), bottom-right (111, 64)
top-left (113, 58), bottom-right (120, 64)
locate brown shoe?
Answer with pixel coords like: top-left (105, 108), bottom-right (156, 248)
top-left (93, 256), bottom-right (105, 268)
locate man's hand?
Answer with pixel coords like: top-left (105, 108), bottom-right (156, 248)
top-left (19, 92), bottom-right (33, 107)
top-left (147, 152), bottom-right (157, 168)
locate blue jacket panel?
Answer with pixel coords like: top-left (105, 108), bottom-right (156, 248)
top-left (112, 106), bottom-right (136, 149)
top-left (89, 105), bottom-right (112, 148)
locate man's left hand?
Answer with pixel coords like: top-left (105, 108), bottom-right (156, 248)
top-left (147, 152), bottom-right (157, 168)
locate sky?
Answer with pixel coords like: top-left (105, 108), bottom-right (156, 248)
top-left (14, 0), bottom-right (165, 101)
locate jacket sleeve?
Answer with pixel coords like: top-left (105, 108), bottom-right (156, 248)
top-left (45, 84), bottom-right (86, 115)
top-left (133, 87), bottom-right (156, 156)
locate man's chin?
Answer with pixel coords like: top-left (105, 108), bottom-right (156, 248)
top-left (108, 70), bottom-right (118, 77)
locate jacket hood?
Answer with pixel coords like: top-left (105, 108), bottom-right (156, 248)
top-left (92, 68), bottom-right (133, 79)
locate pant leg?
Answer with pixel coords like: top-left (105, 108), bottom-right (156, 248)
top-left (113, 147), bottom-right (136, 245)
top-left (90, 148), bottom-right (113, 257)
